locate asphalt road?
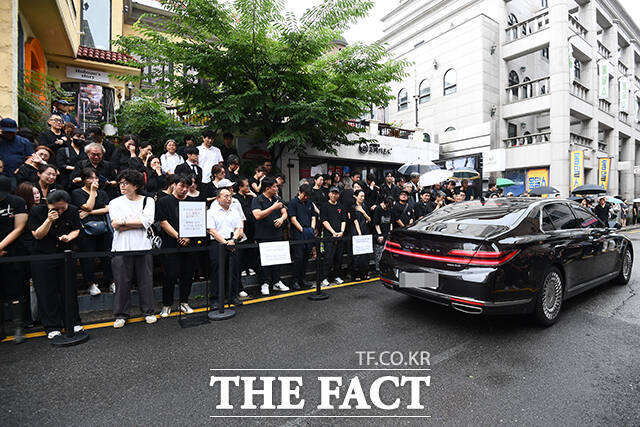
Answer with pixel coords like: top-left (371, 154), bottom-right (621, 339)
top-left (1, 233), bottom-right (640, 426)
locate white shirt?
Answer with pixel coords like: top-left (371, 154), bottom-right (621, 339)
top-left (207, 203), bottom-right (242, 240)
top-left (198, 144), bottom-right (223, 183)
top-left (211, 198), bottom-right (246, 222)
top-left (160, 152), bottom-right (184, 174)
top-left (109, 195), bottom-right (156, 251)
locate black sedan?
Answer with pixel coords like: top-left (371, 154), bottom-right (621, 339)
top-left (380, 198), bottom-right (633, 325)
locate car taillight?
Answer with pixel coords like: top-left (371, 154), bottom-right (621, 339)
top-left (384, 241), bottom-right (401, 250)
top-left (447, 249), bottom-right (519, 266)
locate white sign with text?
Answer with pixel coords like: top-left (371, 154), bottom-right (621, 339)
top-left (66, 66), bottom-right (110, 84)
top-left (179, 201), bottom-right (207, 238)
top-left (352, 235), bottom-right (373, 255)
top-left (259, 241), bottom-right (292, 266)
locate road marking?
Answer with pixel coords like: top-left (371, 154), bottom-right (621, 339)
top-left (0, 278), bottom-right (379, 343)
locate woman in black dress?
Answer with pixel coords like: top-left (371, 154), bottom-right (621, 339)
top-left (350, 189), bottom-right (372, 280)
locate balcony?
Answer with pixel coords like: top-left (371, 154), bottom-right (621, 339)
top-left (571, 80), bottom-right (589, 102)
top-left (377, 122), bottom-right (414, 139)
top-left (570, 132), bottom-right (593, 148)
top-left (503, 131), bottom-right (550, 148)
top-left (618, 60), bottom-right (628, 75)
top-left (619, 111), bottom-right (629, 124)
top-left (504, 10), bottom-right (549, 43)
top-left (598, 141), bottom-right (607, 151)
top-left (597, 41), bottom-right (610, 59)
top-left (568, 14), bottom-right (588, 39)
top-left (505, 76), bottom-right (550, 104)
top-left (598, 99), bottom-right (611, 114)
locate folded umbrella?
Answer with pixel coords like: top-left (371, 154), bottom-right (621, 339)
top-left (528, 186), bottom-right (559, 196)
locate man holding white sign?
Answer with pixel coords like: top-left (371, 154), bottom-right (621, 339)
top-left (207, 188), bottom-right (244, 308)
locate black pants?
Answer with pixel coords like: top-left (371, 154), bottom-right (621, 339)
top-left (162, 250), bottom-right (196, 306)
top-left (255, 238), bottom-right (281, 286)
top-left (291, 231), bottom-right (312, 284)
top-left (0, 256), bottom-right (27, 302)
top-left (209, 242), bottom-right (239, 301)
top-left (323, 239), bottom-right (344, 281)
top-left (31, 259), bottom-right (80, 333)
top-left (77, 230), bottom-right (113, 286)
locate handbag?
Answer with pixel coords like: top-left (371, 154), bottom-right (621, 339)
top-left (143, 196), bottom-right (163, 249)
top-left (82, 219), bottom-right (109, 236)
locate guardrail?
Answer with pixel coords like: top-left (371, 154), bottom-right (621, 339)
top-left (568, 14), bottom-right (588, 39)
top-left (504, 10), bottom-right (549, 43)
top-left (503, 131), bottom-right (550, 148)
top-left (505, 76), bottom-right (549, 104)
top-left (598, 99), bottom-right (611, 114)
top-left (571, 80), bottom-right (589, 102)
top-left (598, 41), bottom-right (611, 58)
top-left (570, 132), bottom-right (593, 148)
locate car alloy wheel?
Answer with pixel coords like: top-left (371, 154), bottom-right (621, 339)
top-left (541, 270), bottom-right (563, 322)
top-left (622, 248), bottom-right (632, 282)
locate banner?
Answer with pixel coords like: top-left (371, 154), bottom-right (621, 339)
top-left (598, 62), bottom-right (609, 99)
top-left (526, 168), bottom-right (549, 193)
top-left (570, 150), bottom-right (584, 191)
top-left (569, 51), bottom-right (575, 84)
top-left (597, 158), bottom-right (611, 190)
top-left (619, 77), bottom-right (629, 113)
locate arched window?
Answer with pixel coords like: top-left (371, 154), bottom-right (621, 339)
top-left (443, 69), bottom-right (457, 95)
top-left (397, 88), bottom-right (408, 111)
top-left (574, 60), bottom-right (581, 80)
top-left (423, 133), bottom-right (431, 143)
top-left (507, 13), bottom-right (518, 39)
top-left (508, 70), bottom-right (519, 97)
top-left (523, 76), bottom-right (531, 99)
top-left (445, 126), bottom-right (456, 132)
top-left (419, 79), bottom-right (431, 103)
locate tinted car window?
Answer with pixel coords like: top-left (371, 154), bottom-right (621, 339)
top-left (541, 209), bottom-right (555, 231)
top-left (570, 204), bottom-right (604, 229)
top-left (544, 203), bottom-right (578, 230)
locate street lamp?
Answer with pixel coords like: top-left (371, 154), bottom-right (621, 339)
top-left (414, 95), bottom-right (419, 127)
top-left (126, 82), bottom-right (135, 100)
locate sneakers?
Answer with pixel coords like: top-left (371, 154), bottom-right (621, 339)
top-left (109, 283), bottom-right (116, 293)
top-left (334, 277), bottom-right (344, 284)
top-left (273, 281), bottom-right (290, 292)
top-left (73, 325), bottom-right (84, 333)
top-left (113, 318), bottom-right (125, 328)
top-left (321, 278), bottom-right (330, 287)
top-left (248, 268), bottom-right (256, 276)
top-left (179, 303), bottom-right (194, 314)
top-left (238, 291), bottom-right (248, 298)
top-left (241, 270), bottom-right (247, 277)
top-left (47, 330), bottom-right (61, 340)
top-left (160, 306), bottom-right (171, 318)
top-left (88, 283), bottom-right (101, 296)
top-left (145, 315), bottom-right (157, 324)
top-left (261, 284), bottom-right (270, 295)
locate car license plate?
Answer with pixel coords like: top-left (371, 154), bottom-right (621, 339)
top-left (399, 271), bottom-right (439, 289)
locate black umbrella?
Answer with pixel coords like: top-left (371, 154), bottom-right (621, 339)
top-left (529, 186), bottom-right (559, 196)
top-left (571, 184), bottom-right (606, 195)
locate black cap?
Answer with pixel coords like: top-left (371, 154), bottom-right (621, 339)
top-left (399, 189), bottom-right (409, 195)
top-left (57, 99), bottom-right (72, 106)
top-left (329, 186), bottom-right (340, 193)
top-left (0, 118), bottom-right (18, 133)
top-left (0, 176), bottom-right (11, 199)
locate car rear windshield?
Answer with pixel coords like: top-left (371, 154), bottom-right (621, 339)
top-left (410, 198), bottom-right (532, 238)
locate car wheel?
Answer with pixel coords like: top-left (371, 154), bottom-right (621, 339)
top-left (534, 266), bottom-right (564, 326)
top-left (613, 246), bottom-right (633, 286)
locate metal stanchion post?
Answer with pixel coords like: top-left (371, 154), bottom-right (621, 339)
top-left (308, 239), bottom-right (329, 301)
top-left (51, 250), bottom-right (89, 347)
top-left (208, 243), bottom-right (235, 320)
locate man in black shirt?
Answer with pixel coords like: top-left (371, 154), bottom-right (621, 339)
top-left (443, 180), bottom-right (456, 205)
top-left (593, 196), bottom-right (611, 226)
top-left (380, 172), bottom-right (399, 201)
top-left (220, 132), bottom-right (239, 163)
top-left (391, 190), bottom-right (414, 228)
top-left (485, 181), bottom-right (498, 198)
top-left (38, 115), bottom-right (68, 153)
top-left (457, 179), bottom-right (475, 201)
top-left (288, 184), bottom-right (316, 290)
top-left (311, 174), bottom-right (327, 216)
top-left (177, 134), bottom-right (196, 160)
top-left (372, 196), bottom-right (393, 272)
top-left (320, 187), bottom-right (346, 286)
top-left (234, 178), bottom-right (257, 280)
top-left (364, 173), bottom-right (380, 211)
top-left (251, 176), bottom-right (289, 295)
top-left (156, 174), bottom-right (198, 317)
top-left (414, 190), bottom-right (436, 219)
top-left (71, 142), bottom-right (118, 198)
top-left (28, 190), bottom-right (82, 339)
top-left (87, 127), bottom-right (115, 161)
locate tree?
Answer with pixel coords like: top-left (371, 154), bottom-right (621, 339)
top-left (116, 0), bottom-right (408, 162)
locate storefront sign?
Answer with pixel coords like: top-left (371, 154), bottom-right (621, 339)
top-left (598, 158), bottom-right (611, 190)
top-left (570, 150), bottom-right (584, 191)
top-left (483, 149), bottom-right (505, 173)
top-left (358, 142), bottom-right (392, 155)
top-left (526, 168), bottom-right (549, 192)
top-left (179, 201), bottom-right (207, 238)
top-left (66, 66), bottom-right (110, 84)
top-left (598, 62), bottom-right (609, 99)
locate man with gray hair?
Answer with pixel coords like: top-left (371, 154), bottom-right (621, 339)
top-left (71, 142), bottom-right (118, 197)
top-left (409, 172), bottom-right (421, 203)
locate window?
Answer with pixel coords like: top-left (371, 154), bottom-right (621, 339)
top-left (574, 60), bottom-right (581, 80)
top-left (423, 133), bottom-right (431, 143)
top-left (508, 70), bottom-right (519, 96)
top-left (508, 123), bottom-right (517, 138)
top-left (542, 47), bottom-right (549, 59)
top-left (444, 127), bottom-right (456, 132)
top-left (570, 205), bottom-right (605, 228)
top-left (397, 88), bottom-right (409, 111)
top-left (443, 69), bottom-right (457, 95)
top-left (543, 203), bottom-right (577, 230)
top-left (419, 79), bottom-right (431, 104)
top-left (80, 0), bottom-right (112, 50)
top-left (541, 209), bottom-right (555, 231)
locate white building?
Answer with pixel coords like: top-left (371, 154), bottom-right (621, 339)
top-left (380, 0), bottom-right (640, 198)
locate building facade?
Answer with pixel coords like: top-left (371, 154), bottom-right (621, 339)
top-left (381, 0), bottom-right (640, 198)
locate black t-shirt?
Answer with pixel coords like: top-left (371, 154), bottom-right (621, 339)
top-left (38, 130), bottom-right (67, 152)
top-left (251, 193), bottom-right (284, 240)
top-left (15, 163), bottom-right (39, 185)
top-left (443, 188), bottom-right (456, 204)
top-left (70, 188), bottom-right (109, 223)
top-left (249, 176), bottom-right (262, 193)
top-left (321, 201), bottom-right (346, 232)
top-left (311, 187), bottom-right (327, 209)
top-left (593, 203), bottom-right (610, 225)
top-left (156, 194), bottom-right (198, 248)
top-left (0, 195), bottom-right (28, 253)
top-left (372, 205), bottom-right (392, 237)
top-left (350, 204), bottom-right (370, 235)
top-left (28, 204), bottom-right (81, 253)
top-left (391, 201), bottom-right (413, 226)
top-left (414, 200), bottom-right (436, 218)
